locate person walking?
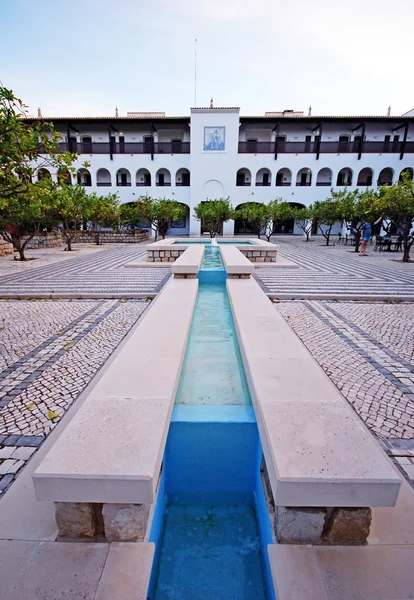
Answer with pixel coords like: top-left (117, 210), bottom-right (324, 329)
top-left (360, 216), bottom-right (383, 256)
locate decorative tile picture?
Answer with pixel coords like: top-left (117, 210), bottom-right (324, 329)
top-left (203, 126), bottom-right (225, 151)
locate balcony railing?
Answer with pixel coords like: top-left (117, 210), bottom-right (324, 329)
top-left (276, 181), bottom-right (291, 186)
top-left (40, 141), bottom-right (191, 155)
top-left (316, 182), bottom-right (332, 186)
top-left (116, 182), bottom-right (132, 187)
top-left (96, 182), bottom-right (112, 187)
top-left (296, 182), bottom-right (312, 186)
top-left (255, 182), bottom-right (271, 186)
top-left (156, 182), bottom-right (171, 186)
top-left (238, 141), bottom-right (414, 154)
top-left (176, 182), bottom-right (190, 186)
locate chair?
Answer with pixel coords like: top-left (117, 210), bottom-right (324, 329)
top-left (374, 236), bottom-right (385, 251)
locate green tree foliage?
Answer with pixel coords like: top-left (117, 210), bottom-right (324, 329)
top-left (379, 172), bottom-right (414, 262)
top-left (0, 178), bottom-right (56, 260)
top-left (119, 196), bottom-right (186, 240)
top-left (266, 199), bottom-right (295, 241)
top-left (332, 189), bottom-right (379, 252)
top-left (193, 198), bottom-right (234, 238)
top-left (291, 206), bottom-right (314, 241)
top-left (53, 184), bottom-right (90, 251)
top-left (87, 193), bottom-right (120, 245)
top-left (0, 85), bottom-right (77, 259)
top-left (237, 202), bottom-right (270, 238)
top-left (313, 197), bottom-right (343, 246)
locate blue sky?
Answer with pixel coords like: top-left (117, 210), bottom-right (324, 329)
top-left (1, 0), bottom-right (413, 117)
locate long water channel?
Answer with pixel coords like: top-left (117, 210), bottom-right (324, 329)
top-left (148, 244), bottom-right (275, 600)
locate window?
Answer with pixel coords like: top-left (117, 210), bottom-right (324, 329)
top-left (384, 135), bottom-right (391, 153)
top-left (144, 136), bottom-right (154, 154)
top-left (68, 136), bottom-right (77, 152)
top-left (338, 135), bottom-right (349, 152)
top-left (171, 138), bottom-right (182, 153)
top-left (82, 136), bottom-right (92, 153)
top-left (304, 135), bottom-right (311, 153)
top-left (119, 136), bottom-right (125, 154)
top-left (246, 138), bottom-right (258, 153)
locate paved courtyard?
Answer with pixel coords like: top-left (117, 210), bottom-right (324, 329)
top-left (276, 300), bottom-right (414, 484)
top-left (0, 238), bottom-right (413, 495)
top-left (0, 298), bottom-right (149, 494)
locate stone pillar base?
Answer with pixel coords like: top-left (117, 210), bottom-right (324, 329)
top-left (55, 502), bottom-right (150, 542)
top-left (102, 503), bottom-right (150, 542)
top-left (274, 506), bottom-right (372, 545)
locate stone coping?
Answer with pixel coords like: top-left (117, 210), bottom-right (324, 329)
top-left (226, 278), bottom-right (401, 508)
top-left (145, 237), bottom-right (278, 251)
top-left (220, 245), bottom-right (254, 276)
top-left (33, 278), bottom-right (198, 505)
top-left (171, 244), bottom-right (205, 275)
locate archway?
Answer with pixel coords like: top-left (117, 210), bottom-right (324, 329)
top-left (316, 168), bottom-right (332, 186)
top-left (336, 168), bottom-right (353, 186)
top-left (58, 168), bottom-right (72, 185)
top-left (377, 168), bottom-right (394, 186)
top-left (37, 168), bottom-right (51, 181)
top-left (156, 168), bottom-right (171, 186)
top-left (399, 167), bottom-right (413, 181)
top-left (116, 168), bottom-right (131, 187)
top-left (296, 168), bottom-right (312, 186)
top-left (236, 168), bottom-right (251, 186)
top-left (167, 203), bottom-right (190, 236)
top-left (255, 168), bottom-right (271, 186)
top-left (96, 168), bottom-right (111, 187)
top-left (176, 168), bottom-right (190, 186)
top-left (273, 202), bottom-right (306, 234)
top-left (234, 202), bottom-right (263, 235)
top-left (276, 168), bottom-right (292, 186)
top-left (357, 168), bottom-right (373, 186)
top-left (77, 168), bottom-right (91, 186)
top-left (136, 168), bottom-right (151, 186)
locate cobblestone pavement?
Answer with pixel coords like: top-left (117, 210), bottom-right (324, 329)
top-left (256, 236), bottom-right (414, 299)
top-left (276, 300), bottom-right (414, 485)
top-left (0, 299), bottom-right (149, 494)
top-left (0, 244), bottom-right (170, 298)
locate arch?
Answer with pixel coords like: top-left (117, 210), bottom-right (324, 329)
top-left (77, 168), bottom-right (91, 186)
top-left (37, 168), bottom-right (51, 181)
top-left (276, 168), bottom-right (291, 186)
top-left (201, 179), bottom-right (225, 199)
top-left (96, 168), bottom-right (111, 187)
top-left (377, 167), bottom-right (394, 186)
top-left (236, 167), bottom-right (251, 186)
top-left (296, 167), bottom-right (312, 186)
top-left (273, 202), bottom-right (307, 235)
top-left (176, 168), bottom-right (190, 186)
top-left (255, 168), bottom-right (272, 186)
top-left (167, 202), bottom-right (190, 235)
top-left (234, 201), bottom-right (263, 234)
top-left (136, 168), bottom-right (151, 187)
top-left (336, 167), bottom-right (353, 186)
top-left (399, 167), bottom-right (413, 182)
top-left (316, 168), bottom-right (332, 187)
top-left (57, 168), bottom-right (72, 185)
top-left (156, 168), bottom-right (171, 187)
top-left (357, 167), bottom-right (373, 186)
top-left (116, 168), bottom-right (131, 187)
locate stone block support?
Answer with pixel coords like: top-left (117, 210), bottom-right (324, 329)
top-left (324, 507), bottom-right (372, 545)
top-left (55, 502), bottom-right (102, 539)
top-left (275, 507), bottom-right (326, 544)
top-left (102, 503), bottom-right (150, 542)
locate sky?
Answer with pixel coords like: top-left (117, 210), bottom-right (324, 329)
top-left (1, 0), bottom-right (413, 118)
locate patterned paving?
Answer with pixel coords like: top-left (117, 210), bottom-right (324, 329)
top-left (0, 245), bottom-right (170, 298)
top-left (0, 299), bottom-right (149, 494)
top-left (276, 300), bottom-right (414, 485)
top-left (257, 237), bottom-right (414, 299)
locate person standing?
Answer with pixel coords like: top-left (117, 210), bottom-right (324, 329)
top-left (360, 216), bottom-right (383, 256)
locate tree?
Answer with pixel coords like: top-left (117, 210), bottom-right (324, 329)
top-left (335, 188), bottom-right (379, 252)
top-left (313, 197), bottom-right (343, 246)
top-left (0, 178), bottom-right (56, 260)
top-left (119, 196), bottom-right (186, 241)
top-left (291, 206), bottom-right (314, 241)
top-left (53, 184), bottom-right (90, 251)
top-left (87, 192), bottom-right (120, 245)
top-left (379, 172), bottom-right (414, 262)
top-left (237, 202), bottom-right (270, 238)
top-left (193, 198), bottom-right (234, 238)
top-left (266, 199), bottom-right (295, 241)
top-left (0, 85), bottom-right (78, 259)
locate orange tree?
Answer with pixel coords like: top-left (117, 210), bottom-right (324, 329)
top-left (379, 172), bottom-right (414, 262)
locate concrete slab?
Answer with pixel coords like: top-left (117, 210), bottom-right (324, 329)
top-left (220, 245), bottom-right (254, 275)
top-left (171, 244), bottom-right (204, 275)
top-left (227, 277), bottom-right (401, 507)
top-left (268, 544), bottom-right (328, 600)
top-left (33, 278), bottom-right (198, 504)
top-left (0, 540), bottom-right (108, 600)
top-left (95, 542), bottom-right (155, 600)
top-left (315, 545), bottom-right (414, 600)
top-left (254, 255), bottom-right (299, 268)
top-left (369, 478), bottom-right (414, 545)
top-left (34, 397), bottom-right (172, 504)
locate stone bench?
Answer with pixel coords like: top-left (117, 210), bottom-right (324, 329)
top-left (33, 278), bottom-right (198, 541)
top-left (220, 245), bottom-right (254, 278)
top-left (227, 277), bottom-right (401, 544)
top-left (171, 244), bottom-right (205, 278)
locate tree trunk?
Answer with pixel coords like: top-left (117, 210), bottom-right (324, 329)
top-left (66, 234), bottom-right (72, 251)
top-left (354, 231), bottom-right (361, 252)
top-left (96, 231), bottom-right (101, 246)
top-left (402, 231), bottom-right (412, 263)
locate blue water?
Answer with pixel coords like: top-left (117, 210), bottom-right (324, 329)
top-left (175, 283), bottom-right (251, 406)
top-left (173, 241), bottom-right (252, 245)
top-left (149, 246), bottom-right (274, 600)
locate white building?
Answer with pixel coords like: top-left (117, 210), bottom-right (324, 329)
top-left (31, 106), bottom-right (414, 236)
